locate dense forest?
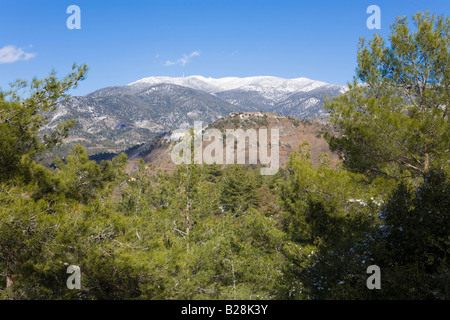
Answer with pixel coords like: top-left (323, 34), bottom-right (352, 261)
top-left (0, 12), bottom-right (448, 300)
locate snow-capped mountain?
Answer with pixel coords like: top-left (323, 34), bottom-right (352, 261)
top-left (129, 75), bottom-right (339, 100)
top-left (48, 76), bottom-right (346, 157)
top-left (128, 75), bottom-right (346, 118)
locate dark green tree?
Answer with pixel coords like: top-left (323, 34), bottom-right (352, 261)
top-left (325, 12), bottom-right (449, 180)
top-left (0, 64), bottom-right (88, 181)
top-left (368, 169), bottom-right (450, 299)
top-left (276, 144), bottom-right (383, 299)
top-left (220, 165), bottom-right (260, 213)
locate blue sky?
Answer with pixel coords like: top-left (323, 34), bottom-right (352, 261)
top-left (0, 0), bottom-right (449, 96)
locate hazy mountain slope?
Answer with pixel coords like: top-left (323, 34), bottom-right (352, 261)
top-left (46, 75), bottom-right (346, 158)
top-left (274, 84), bottom-right (346, 118)
top-left (129, 75), bottom-right (346, 118)
top-left (46, 83), bottom-right (236, 157)
top-left (129, 75), bottom-right (330, 96)
top-left (125, 111), bottom-right (339, 174)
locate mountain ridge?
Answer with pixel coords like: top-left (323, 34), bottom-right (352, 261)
top-left (46, 75), bottom-right (346, 159)
top-left (124, 111), bottom-right (339, 174)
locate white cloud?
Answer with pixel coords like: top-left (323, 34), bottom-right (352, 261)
top-left (0, 45), bottom-right (36, 64)
top-left (164, 51), bottom-right (199, 67)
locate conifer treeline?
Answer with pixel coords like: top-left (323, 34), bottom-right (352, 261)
top-left (0, 12), bottom-right (448, 299)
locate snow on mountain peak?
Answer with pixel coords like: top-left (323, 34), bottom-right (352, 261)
top-left (128, 75), bottom-right (334, 99)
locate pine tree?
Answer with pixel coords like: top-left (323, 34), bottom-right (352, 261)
top-left (0, 64), bottom-right (88, 182)
top-left (325, 12), bottom-right (449, 180)
top-left (220, 165), bottom-right (260, 213)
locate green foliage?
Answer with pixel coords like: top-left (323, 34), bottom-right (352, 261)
top-left (368, 169), bottom-right (450, 299)
top-left (0, 64), bottom-right (88, 181)
top-left (295, 169), bottom-right (450, 300)
top-left (279, 144), bottom-right (380, 247)
top-left (220, 165), bottom-right (260, 212)
top-left (325, 12), bottom-right (449, 180)
top-left (114, 162), bottom-right (285, 300)
top-left (47, 144), bottom-right (127, 203)
top-left (276, 143), bottom-right (385, 299)
top-left (0, 182), bottom-right (143, 299)
top-left (1, 11), bottom-right (448, 300)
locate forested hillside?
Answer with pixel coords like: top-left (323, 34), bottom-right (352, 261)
top-left (43, 76), bottom-right (344, 159)
top-left (0, 12), bottom-right (448, 300)
top-left (123, 111), bottom-right (339, 174)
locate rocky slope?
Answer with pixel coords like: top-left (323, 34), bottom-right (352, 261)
top-left (125, 111), bottom-right (339, 174)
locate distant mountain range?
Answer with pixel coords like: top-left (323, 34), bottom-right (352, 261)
top-left (46, 76), bottom-right (346, 157)
top-left (129, 75), bottom-right (346, 119)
